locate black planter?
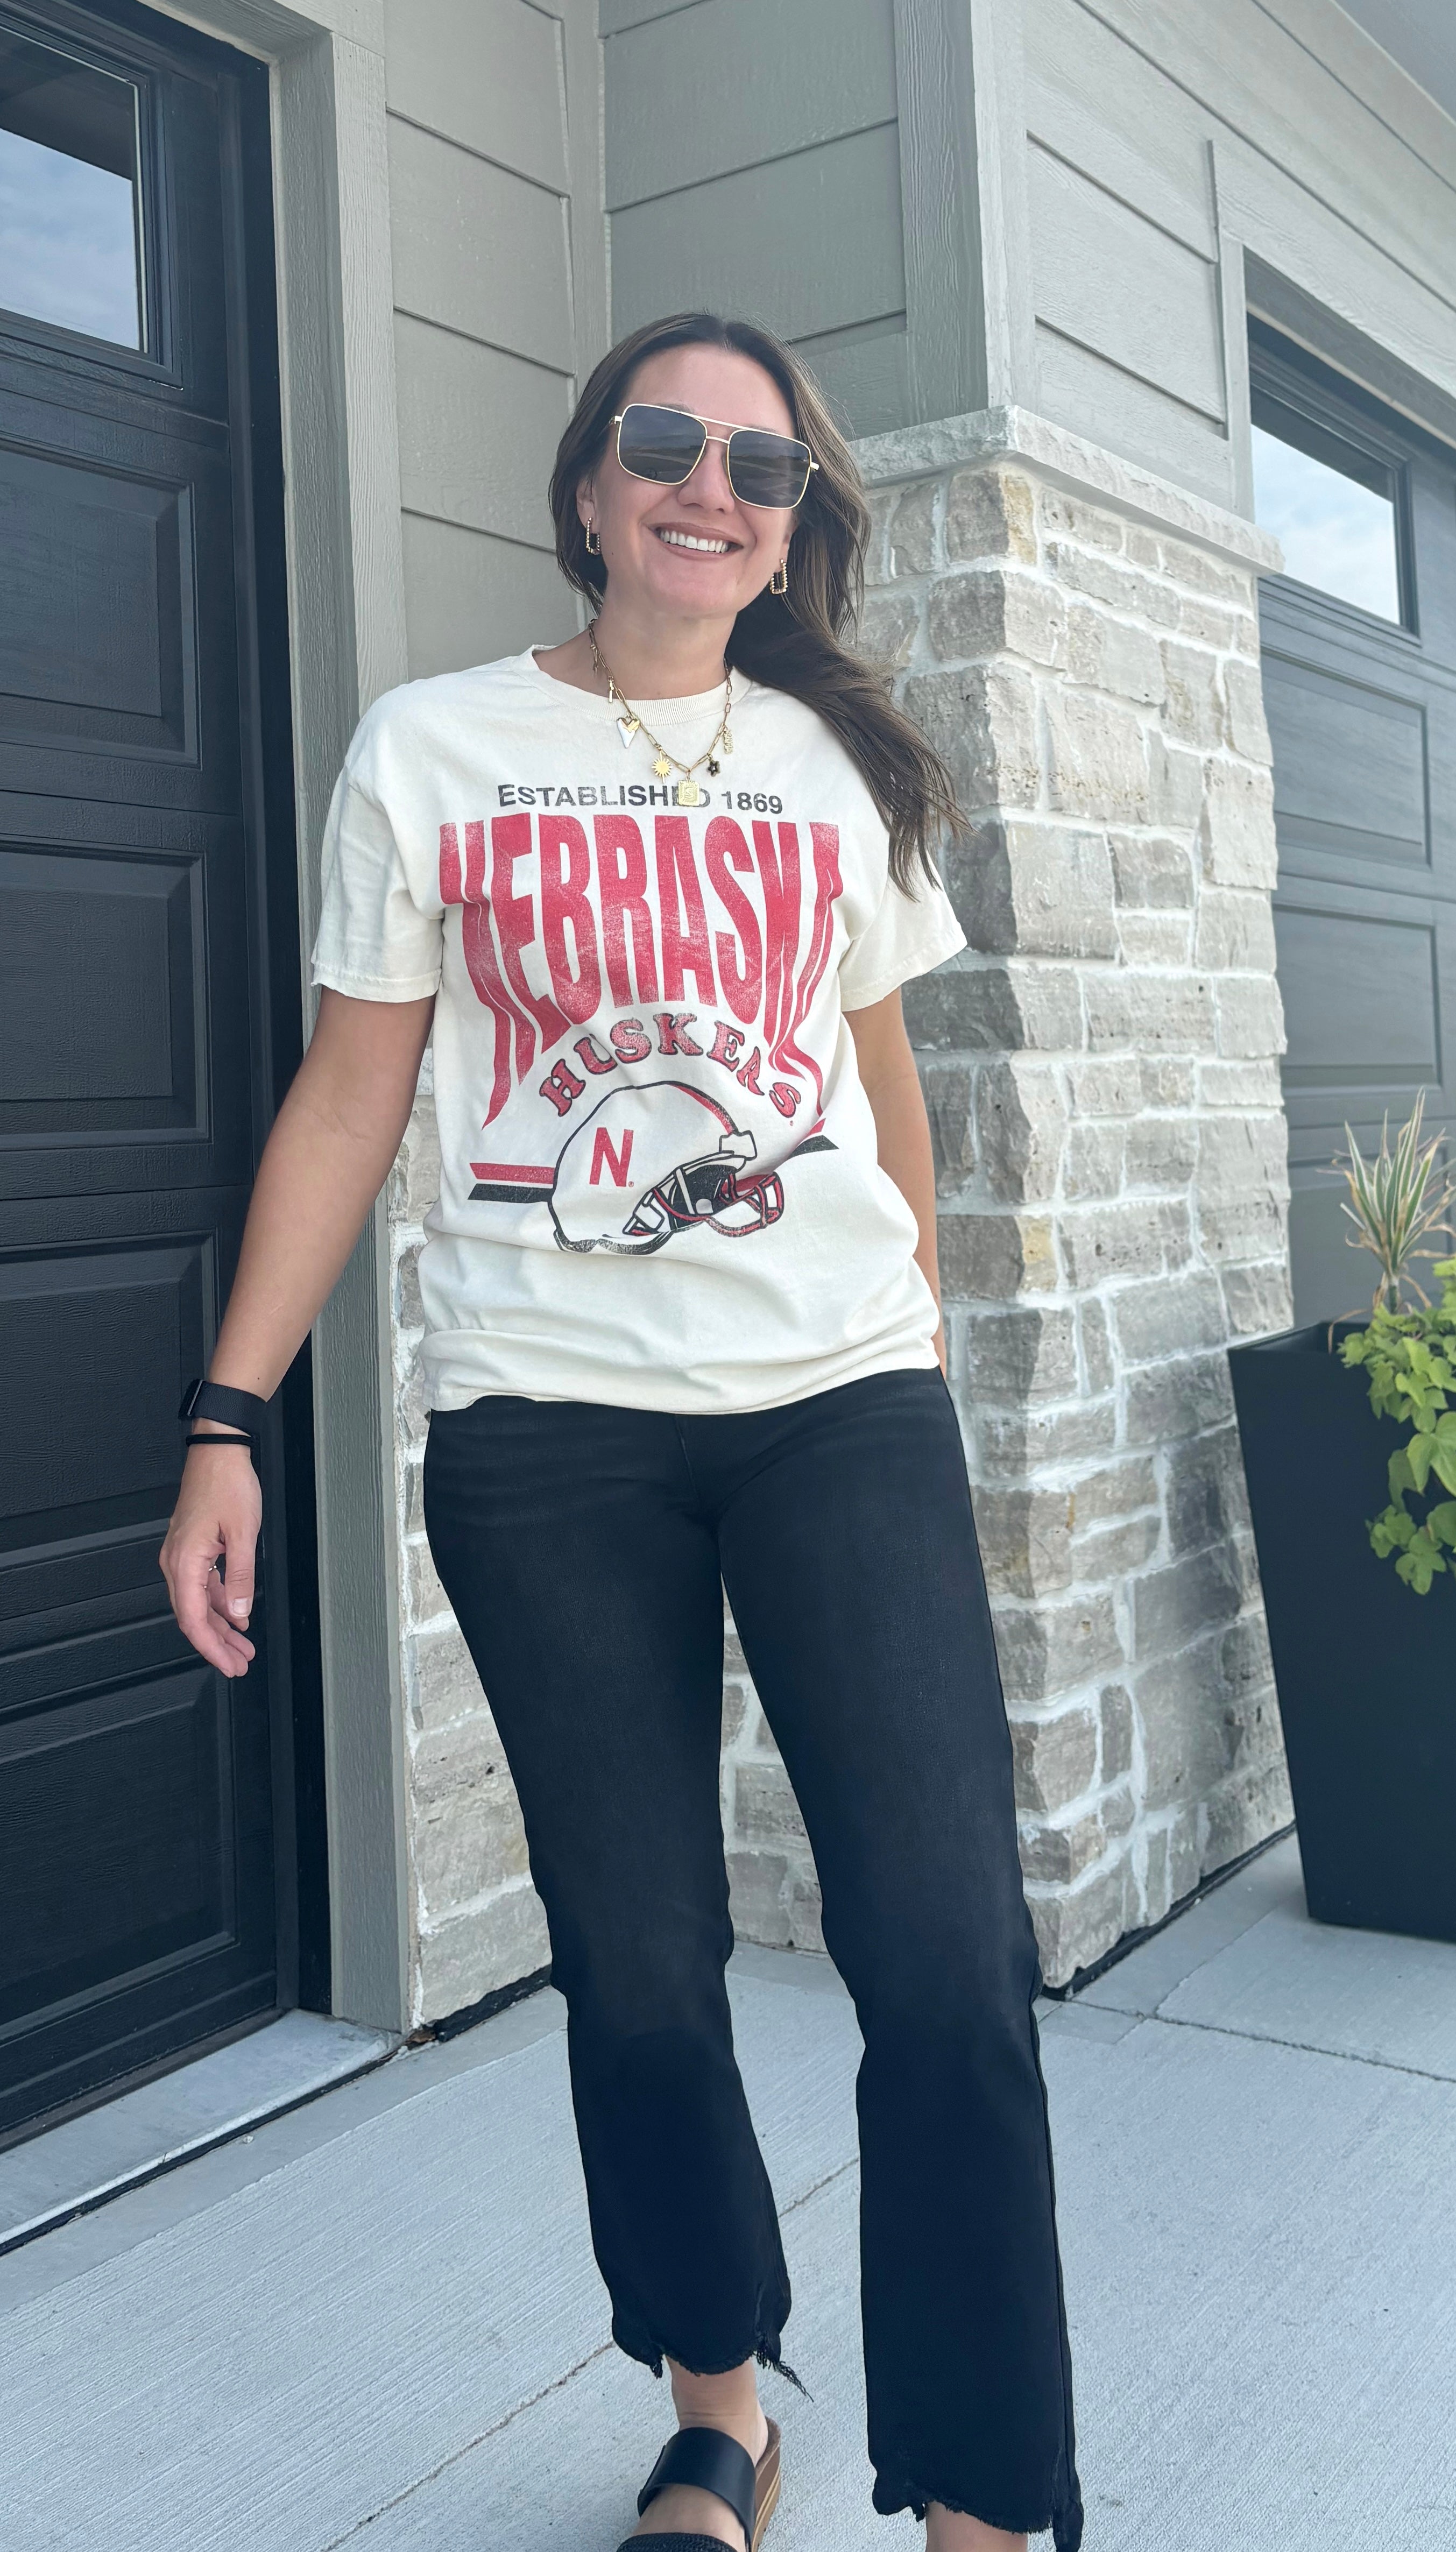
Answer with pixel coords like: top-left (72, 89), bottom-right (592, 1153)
top-left (1230, 1325), bottom-right (1456, 1945)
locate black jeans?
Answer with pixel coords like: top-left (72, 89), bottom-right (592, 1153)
top-left (424, 1367), bottom-right (1082, 2546)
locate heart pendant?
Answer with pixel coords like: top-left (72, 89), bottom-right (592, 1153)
top-left (616, 713), bottom-right (640, 748)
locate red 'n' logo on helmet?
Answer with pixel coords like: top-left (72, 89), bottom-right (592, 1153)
top-left (589, 1125), bottom-right (633, 1187)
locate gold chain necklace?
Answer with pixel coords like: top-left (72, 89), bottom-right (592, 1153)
top-left (588, 624), bottom-right (733, 809)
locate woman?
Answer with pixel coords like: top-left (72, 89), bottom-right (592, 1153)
top-left (162, 313), bottom-right (1082, 2552)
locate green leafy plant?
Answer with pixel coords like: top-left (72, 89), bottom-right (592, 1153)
top-left (1340, 1259), bottom-right (1456, 1592)
top-left (1332, 1098), bottom-right (1456, 1592)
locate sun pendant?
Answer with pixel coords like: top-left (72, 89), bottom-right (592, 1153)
top-left (653, 754), bottom-right (672, 780)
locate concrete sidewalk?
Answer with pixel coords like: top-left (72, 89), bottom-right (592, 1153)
top-left (3, 1834), bottom-right (1454, 2549)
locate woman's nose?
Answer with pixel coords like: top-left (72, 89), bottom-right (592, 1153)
top-left (685, 438), bottom-right (736, 510)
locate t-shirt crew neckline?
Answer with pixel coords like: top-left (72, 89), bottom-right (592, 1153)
top-left (522, 645), bottom-right (744, 726)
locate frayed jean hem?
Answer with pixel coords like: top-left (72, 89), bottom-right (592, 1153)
top-left (873, 2465), bottom-right (1084, 2550)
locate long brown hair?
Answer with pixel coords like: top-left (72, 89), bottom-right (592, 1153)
top-left (548, 313), bottom-right (959, 893)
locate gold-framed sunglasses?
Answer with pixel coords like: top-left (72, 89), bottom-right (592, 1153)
top-left (611, 402), bottom-right (818, 511)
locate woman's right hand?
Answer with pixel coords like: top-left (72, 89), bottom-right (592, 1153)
top-left (160, 1443), bottom-right (264, 1678)
top-left (153, 987), bottom-right (434, 1680)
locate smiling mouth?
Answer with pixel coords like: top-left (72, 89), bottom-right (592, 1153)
top-left (654, 527), bottom-right (738, 555)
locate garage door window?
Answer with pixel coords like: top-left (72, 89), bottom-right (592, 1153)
top-left (1252, 387), bottom-right (1405, 628)
top-left (0, 25), bottom-right (144, 350)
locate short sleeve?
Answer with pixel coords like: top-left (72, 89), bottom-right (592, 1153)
top-left (838, 859), bottom-right (966, 1012)
top-left (310, 736), bottom-right (443, 1001)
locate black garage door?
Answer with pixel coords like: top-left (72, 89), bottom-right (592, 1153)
top-left (0, 0), bottom-right (324, 2143)
top-left (1252, 320), bottom-right (1456, 1325)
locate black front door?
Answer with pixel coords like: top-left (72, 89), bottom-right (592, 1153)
top-left (1252, 321), bottom-right (1456, 1325)
top-left (0, 0), bottom-right (322, 2141)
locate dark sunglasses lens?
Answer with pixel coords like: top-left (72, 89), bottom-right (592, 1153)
top-left (727, 429), bottom-right (812, 508)
top-left (617, 403), bottom-right (706, 483)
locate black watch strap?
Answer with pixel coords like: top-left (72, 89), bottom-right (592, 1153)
top-left (179, 1378), bottom-right (269, 1436)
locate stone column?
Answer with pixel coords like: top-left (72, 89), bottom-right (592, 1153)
top-left (721, 410), bottom-right (1295, 1984)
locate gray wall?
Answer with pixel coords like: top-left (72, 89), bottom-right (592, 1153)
top-left (384, 0), bottom-right (608, 675)
top-left (1020, 0), bottom-right (1456, 507)
top-left (603, 0), bottom-right (1456, 506)
top-left (602, 0), bottom-right (912, 436)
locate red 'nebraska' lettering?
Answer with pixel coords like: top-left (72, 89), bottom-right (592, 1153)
top-left (440, 819), bottom-right (534, 1127)
top-left (704, 817), bottom-right (762, 1024)
top-left (493, 815), bottom-right (572, 1052)
top-left (439, 812), bottom-right (844, 1123)
top-left (540, 816), bottom-right (601, 1023)
top-left (754, 821), bottom-right (801, 1058)
top-left (656, 816), bottom-right (717, 1005)
top-left (595, 815), bottom-right (658, 1005)
top-left (769, 822), bottom-right (844, 1109)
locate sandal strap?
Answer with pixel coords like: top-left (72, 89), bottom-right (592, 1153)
top-left (615, 2540), bottom-right (741, 2551)
top-left (637, 2426), bottom-right (756, 2547)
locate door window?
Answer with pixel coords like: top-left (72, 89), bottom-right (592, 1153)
top-left (1252, 388), bottom-right (1404, 626)
top-left (0, 25), bottom-right (144, 350)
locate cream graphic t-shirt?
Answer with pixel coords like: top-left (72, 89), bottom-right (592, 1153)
top-left (311, 648), bottom-right (966, 1415)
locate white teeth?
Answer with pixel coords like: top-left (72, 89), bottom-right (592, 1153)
top-left (657, 528), bottom-right (732, 554)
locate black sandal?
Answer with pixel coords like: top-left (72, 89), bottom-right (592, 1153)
top-left (614, 2417), bottom-right (781, 2551)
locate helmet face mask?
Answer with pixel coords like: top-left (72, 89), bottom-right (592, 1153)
top-left (548, 1082), bottom-right (788, 1255)
top-left (624, 1152), bottom-right (783, 1240)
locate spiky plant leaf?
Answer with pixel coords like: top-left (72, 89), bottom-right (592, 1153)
top-left (1332, 1093), bottom-right (1455, 1313)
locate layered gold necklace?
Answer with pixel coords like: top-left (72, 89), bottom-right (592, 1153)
top-left (589, 624), bottom-right (733, 809)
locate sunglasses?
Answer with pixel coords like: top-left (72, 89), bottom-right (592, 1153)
top-left (611, 402), bottom-right (818, 511)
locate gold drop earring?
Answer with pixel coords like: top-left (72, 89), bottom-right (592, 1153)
top-left (584, 520), bottom-right (600, 555)
top-left (770, 556), bottom-right (788, 596)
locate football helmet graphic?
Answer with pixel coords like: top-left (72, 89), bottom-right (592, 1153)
top-left (549, 1081), bottom-right (785, 1254)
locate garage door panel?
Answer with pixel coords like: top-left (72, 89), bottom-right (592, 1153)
top-left (1274, 904), bottom-right (1438, 1093)
top-left (0, 844), bottom-right (204, 1139)
top-left (1262, 650), bottom-right (1427, 868)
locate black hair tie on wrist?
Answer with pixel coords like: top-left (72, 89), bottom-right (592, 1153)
top-left (179, 1378), bottom-right (269, 1437)
top-left (185, 1431), bottom-right (255, 1449)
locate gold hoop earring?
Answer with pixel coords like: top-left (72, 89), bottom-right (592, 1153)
top-left (770, 557), bottom-right (788, 596)
top-left (584, 522), bottom-right (600, 556)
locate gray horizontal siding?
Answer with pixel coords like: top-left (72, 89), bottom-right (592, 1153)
top-left (604, 0), bottom-right (896, 207)
top-left (383, 0), bottom-right (567, 191)
top-left (385, 0), bottom-right (592, 680)
top-left (1021, 0), bottom-right (1456, 510)
top-left (611, 123), bottom-right (906, 357)
top-left (795, 316), bottom-right (913, 441)
top-left (1028, 144), bottom-right (1225, 424)
top-left (387, 121), bottom-right (573, 373)
top-left (393, 314), bottom-right (569, 550)
top-left (1034, 324), bottom-right (1233, 503)
top-left (401, 516), bottom-right (575, 678)
top-left (1026, 0), bottom-right (1216, 261)
top-left (604, 0), bottom-right (910, 439)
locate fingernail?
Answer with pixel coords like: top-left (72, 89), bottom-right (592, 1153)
top-left (230, 1600), bottom-right (250, 1620)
